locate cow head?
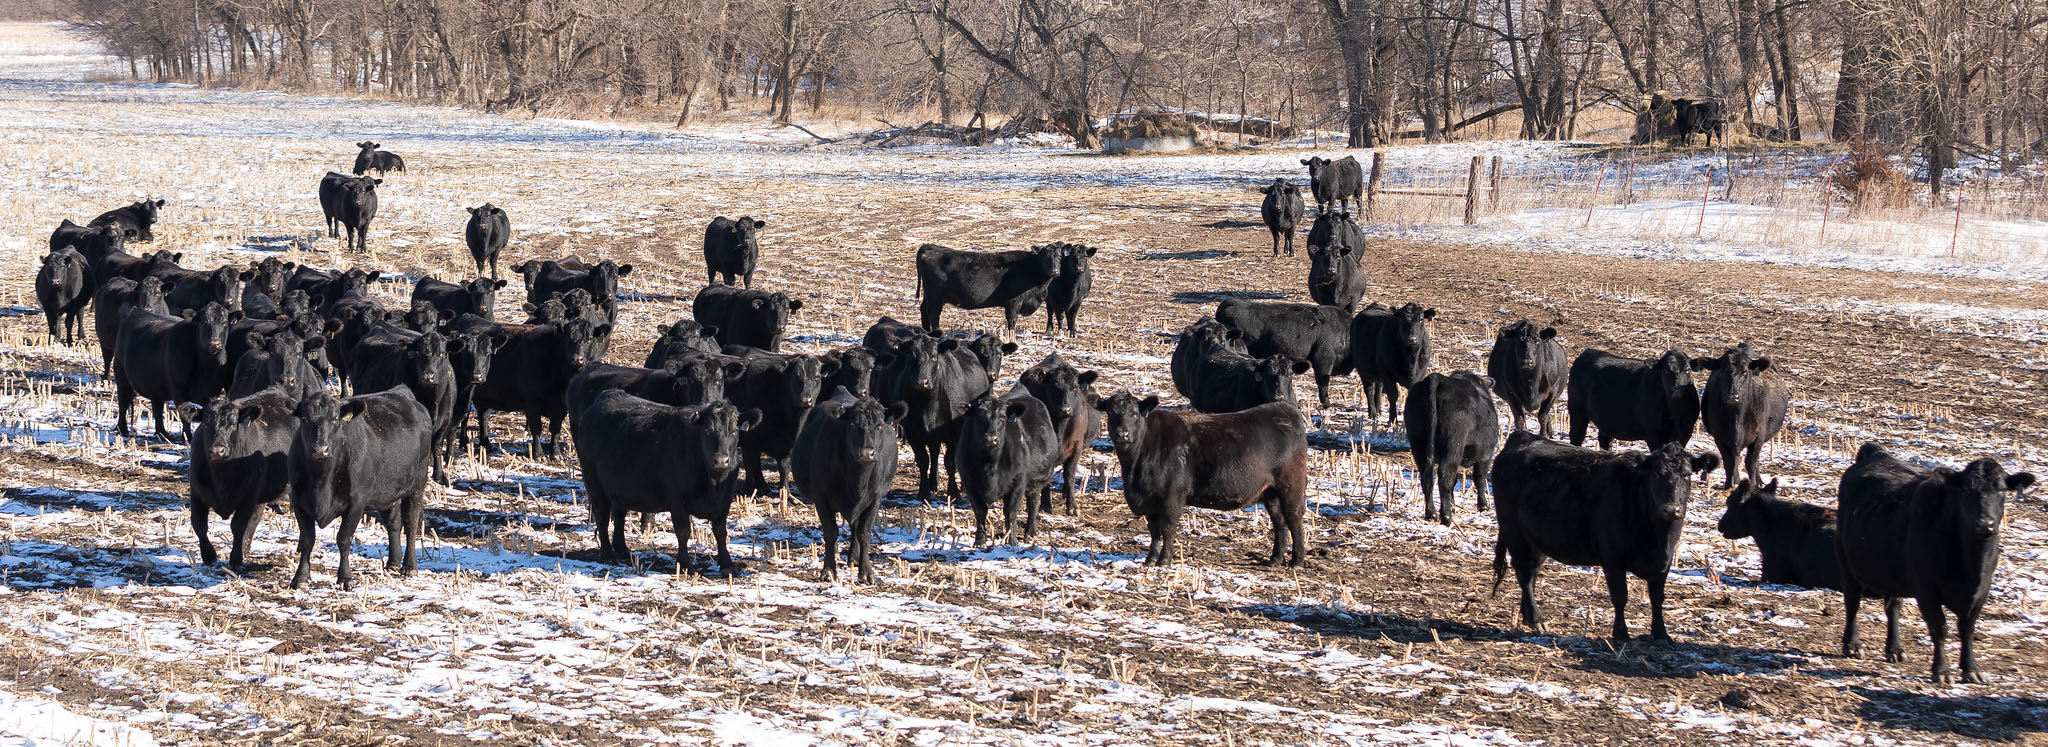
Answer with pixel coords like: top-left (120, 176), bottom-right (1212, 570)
top-left (1019, 353), bottom-right (1099, 422)
top-left (512, 260), bottom-right (546, 293)
top-left (1389, 303), bottom-right (1437, 384)
top-left (259, 330), bottom-right (321, 395)
top-left (1181, 316), bottom-right (1245, 355)
top-left (822, 387), bottom-right (905, 464)
top-left (1029, 243), bottom-right (1063, 278)
top-left (403, 332), bottom-right (450, 389)
top-left (40, 249), bottom-right (86, 288)
top-left (558, 315), bottom-right (611, 371)
top-left (730, 216), bottom-right (766, 248)
top-left (777, 353), bottom-right (824, 411)
top-left (93, 223), bottom-right (129, 253)
top-left (1654, 349), bottom-right (1698, 402)
top-left (1262, 178), bottom-right (1299, 200)
top-left (686, 400), bottom-right (755, 481)
top-left (587, 260), bottom-right (632, 321)
top-left (463, 277), bottom-right (505, 318)
top-left (1717, 478), bottom-right (1780, 540)
top-left (1692, 343), bottom-right (1772, 410)
top-left (345, 179), bottom-right (379, 214)
top-left (448, 328), bottom-right (506, 386)
top-left (1253, 354), bottom-right (1310, 405)
top-left (191, 302), bottom-right (236, 367)
top-left (524, 298), bottom-right (569, 325)
top-left (745, 292), bottom-right (803, 349)
top-left (883, 334), bottom-right (942, 394)
top-left (1058, 242), bottom-right (1095, 279)
top-left (1102, 390), bottom-right (1161, 455)
top-left (200, 394), bottom-right (272, 465)
top-left (1301, 156), bottom-right (1330, 182)
top-left (1636, 442), bottom-right (1720, 521)
top-left (135, 276), bottom-right (167, 311)
top-left (248, 257), bottom-right (291, 299)
top-left (819, 347), bottom-right (877, 398)
top-left (289, 392), bottom-right (360, 509)
top-left (1939, 460), bottom-right (2035, 539)
top-left (962, 331), bottom-right (1017, 382)
top-left (659, 319), bottom-right (722, 355)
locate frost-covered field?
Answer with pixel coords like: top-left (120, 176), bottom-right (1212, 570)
top-left (3, 22), bottom-right (2048, 746)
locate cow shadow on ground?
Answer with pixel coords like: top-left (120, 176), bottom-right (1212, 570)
top-left (1170, 290), bottom-right (1283, 304)
top-left (1142, 249), bottom-right (1238, 261)
top-left (424, 507), bottom-right (582, 538)
top-left (3, 486), bottom-right (186, 513)
top-left (0, 539), bottom-right (227, 591)
top-left (1201, 219), bottom-right (1263, 229)
top-left (239, 235), bottom-right (312, 254)
top-left (1850, 687), bottom-right (2048, 740)
top-left (620, 291), bottom-right (692, 304)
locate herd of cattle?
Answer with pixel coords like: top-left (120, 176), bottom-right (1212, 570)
top-left (24, 147), bottom-right (2033, 686)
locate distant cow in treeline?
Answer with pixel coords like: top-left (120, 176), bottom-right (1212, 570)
top-left (1633, 94), bottom-right (1727, 146)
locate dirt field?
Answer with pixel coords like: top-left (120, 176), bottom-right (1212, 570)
top-left (2, 23), bottom-right (2047, 747)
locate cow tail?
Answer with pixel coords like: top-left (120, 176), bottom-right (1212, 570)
top-left (913, 245), bottom-right (924, 299)
top-left (1489, 539), bottom-right (1507, 598)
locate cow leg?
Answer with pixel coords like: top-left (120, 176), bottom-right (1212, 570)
top-left (229, 504), bottom-right (262, 572)
top-left (1603, 565), bottom-right (1633, 642)
top-left (710, 515), bottom-right (734, 575)
top-left (1001, 486), bottom-right (1021, 545)
top-left (1536, 398), bottom-right (1557, 439)
top-left (1383, 385), bottom-right (1401, 426)
top-left (1744, 443), bottom-right (1763, 487)
top-left (1045, 308), bottom-right (1056, 335)
top-left (817, 505), bottom-right (840, 583)
top-left (335, 507), bottom-right (363, 590)
top-left (1261, 496), bottom-right (1287, 566)
top-left (673, 512), bottom-right (694, 572)
top-left (1416, 457), bottom-right (1438, 523)
top-left (1270, 231), bottom-right (1281, 257)
top-left (1513, 551), bottom-right (1546, 633)
top-left (1024, 482), bottom-right (1041, 538)
top-left (1717, 440), bottom-right (1740, 489)
top-left (401, 491), bottom-right (422, 573)
top-left (1883, 596), bottom-right (1906, 662)
top-left (190, 499), bottom-right (217, 566)
top-left (944, 442), bottom-right (960, 498)
top-left (1002, 304), bottom-right (1019, 333)
top-left (609, 509), bottom-right (631, 566)
top-left (1645, 572), bottom-right (1672, 642)
top-left (546, 416), bottom-right (565, 459)
top-left (1957, 605), bottom-right (1985, 684)
top-left (851, 505), bottom-right (878, 585)
top-left (290, 509), bottom-right (317, 589)
top-left (1472, 459), bottom-right (1492, 513)
top-left (743, 448), bottom-right (766, 495)
top-left (908, 441), bottom-right (932, 502)
top-left (379, 509), bottom-right (402, 570)
top-left (706, 267), bottom-right (717, 286)
top-left (1598, 434), bottom-right (1613, 451)
top-left (1161, 510), bottom-right (1184, 566)
top-left (918, 300), bottom-right (943, 335)
top-left (473, 407), bottom-right (495, 453)
top-left (970, 491), bottom-right (990, 547)
top-left (149, 399), bottom-right (170, 441)
top-left (1919, 598), bottom-right (1951, 683)
top-left (115, 379), bottom-right (133, 436)
top-left (1435, 463), bottom-right (1459, 526)
top-left (1315, 371), bottom-right (1332, 408)
top-left (1062, 453), bottom-right (1079, 514)
top-left (1841, 585), bottom-right (1865, 657)
top-left (1143, 513), bottom-right (1166, 566)
top-left (1566, 401), bottom-right (1589, 446)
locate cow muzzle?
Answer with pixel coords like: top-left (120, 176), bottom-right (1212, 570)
top-left (916, 379), bottom-right (933, 391)
top-left (1660, 504), bottom-right (1684, 521)
top-left (713, 456), bottom-right (732, 472)
top-left (857, 448), bottom-right (877, 464)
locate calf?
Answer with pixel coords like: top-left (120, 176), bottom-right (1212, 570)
top-left (93, 276), bottom-right (167, 375)
top-left (1717, 479), bottom-right (1840, 591)
top-left (872, 333), bottom-right (989, 501)
top-left (227, 330), bottom-right (326, 403)
top-left (1016, 353), bottom-right (1100, 514)
top-left (643, 318), bottom-right (723, 368)
top-left (1189, 346), bottom-right (1304, 414)
top-left (1693, 344), bottom-right (1790, 487)
top-left (161, 264), bottom-right (252, 315)
top-left (1350, 302), bottom-right (1435, 423)
top-left (819, 346), bottom-right (878, 398)
top-left (352, 141), bottom-right (406, 176)
top-left (1305, 211), bottom-right (1367, 312)
top-left (703, 215), bottom-right (765, 287)
top-left (451, 313), bottom-right (608, 458)
top-left (791, 387), bottom-right (907, 584)
top-left (287, 389), bottom-right (434, 589)
top-left (1486, 320), bottom-right (1568, 438)
top-left (188, 389), bottom-right (299, 570)
top-left (914, 242), bottom-right (1063, 332)
top-left (1301, 156), bottom-right (1363, 213)
top-left (692, 284), bottom-right (802, 352)
top-left (1259, 179), bottom-right (1304, 256)
top-left (726, 350), bottom-right (824, 494)
top-left (1170, 317), bottom-right (1246, 400)
top-left (318, 172), bottom-right (380, 252)
top-left (89, 198), bottom-right (165, 242)
top-left (36, 248), bottom-right (92, 345)
top-left (115, 303), bottom-right (237, 440)
top-left (1405, 371), bottom-right (1499, 525)
top-left (412, 276), bottom-right (504, 321)
top-left (957, 387), bottom-right (1059, 545)
top-left (1566, 349), bottom-right (1698, 450)
top-left (566, 357), bottom-right (739, 425)
top-left (350, 328), bottom-right (459, 482)
top-left (577, 394), bottom-right (757, 573)
top-left (1215, 298), bottom-right (1353, 407)
top-left (1836, 444), bottom-right (2035, 683)
top-left (465, 204), bottom-right (509, 278)
top-left (1102, 392), bottom-right (1308, 567)
top-left (1043, 241), bottom-right (1096, 335)
top-left (515, 258), bottom-right (632, 323)
top-left (1490, 432), bottom-right (1719, 642)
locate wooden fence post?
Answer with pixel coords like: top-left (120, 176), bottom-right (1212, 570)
top-left (1366, 151), bottom-right (1385, 218)
top-left (1489, 155), bottom-right (1502, 209)
top-left (1464, 156), bottom-right (1482, 225)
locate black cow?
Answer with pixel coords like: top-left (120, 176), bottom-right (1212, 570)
top-left (643, 318), bottom-right (724, 368)
top-left (1188, 347), bottom-right (1306, 414)
top-left (959, 331), bottom-right (1017, 382)
top-left (36, 248), bottom-right (92, 345)
top-left (323, 272), bottom-right (387, 393)
top-left (871, 333), bottom-right (989, 501)
top-left (318, 172), bottom-right (380, 252)
top-left (225, 290), bottom-right (336, 385)
top-left (1259, 179), bottom-right (1304, 256)
top-left (352, 141), bottom-right (405, 176)
top-left (115, 303), bottom-right (237, 440)
top-left (515, 258), bottom-right (632, 323)
top-left (437, 323), bottom-right (505, 453)
top-left (566, 357), bottom-right (740, 427)
top-left (188, 389), bottom-right (299, 570)
top-left (1836, 444), bottom-right (2035, 683)
top-left (1351, 302), bottom-right (1435, 423)
top-left (287, 388), bottom-right (434, 590)
top-left (1718, 478), bottom-right (1840, 591)
top-left (914, 242), bottom-right (1063, 332)
top-left (692, 284), bottom-right (802, 352)
top-left (412, 277), bottom-right (504, 321)
top-left (92, 276), bottom-right (167, 376)
top-left (1676, 99), bottom-right (1726, 146)
top-left (790, 387), bottom-right (907, 584)
top-left (451, 313), bottom-right (609, 458)
top-left (1216, 299), bottom-right (1353, 407)
top-left (957, 387), bottom-right (1059, 545)
top-left (1305, 211), bottom-right (1367, 312)
top-left (1487, 320), bottom-right (1568, 438)
top-left (89, 198), bottom-right (165, 242)
top-left (1567, 349), bottom-right (1698, 450)
top-left (1170, 317), bottom-right (1246, 401)
top-left (227, 330), bottom-right (326, 403)
top-left (51, 219), bottom-right (129, 269)
top-left (862, 315), bottom-right (927, 353)
top-left (465, 204), bottom-right (509, 279)
top-left (1490, 432), bottom-right (1719, 642)
top-left (1693, 344), bottom-right (1790, 488)
top-left (241, 257), bottom-right (294, 317)
top-left (286, 264), bottom-right (342, 316)
top-left (160, 264), bottom-right (252, 315)
top-left (703, 215), bottom-right (766, 287)
top-left (1301, 156), bottom-right (1363, 213)
top-left (1043, 241), bottom-right (1096, 336)
top-left (350, 328), bottom-right (460, 483)
top-left (819, 346), bottom-right (878, 398)
top-left (1016, 353), bottom-right (1100, 515)
top-left (1405, 371), bottom-right (1499, 526)
top-left (724, 350), bottom-right (823, 495)
top-left (1102, 392), bottom-right (1308, 567)
top-left (95, 246), bottom-right (176, 286)
top-left (578, 393), bottom-right (758, 572)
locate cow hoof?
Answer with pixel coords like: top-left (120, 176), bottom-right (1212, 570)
top-left (1962, 671), bottom-right (1986, 685)
top-left (1885, 650), bottom-right (1906, 663)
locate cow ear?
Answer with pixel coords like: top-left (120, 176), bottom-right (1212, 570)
top-left (1749, 358), bottom-right (1772, 372)
top-left (787, 299), bottom-right (803, 311)
top-left (752, 219), bottom-right (765, 229)
top-left (494, 279), bottom-right (508, 289)
top-left (2008, 473), bottom-right (2037, 492)
top-left (737, 408), bottom-right (764, 431)
top-left (818, 358), bottom-right (841, 376)
top-left (364, 271), bottom-right (381, 283)
top-left (1001, 342), bottom-right (1018, 354)
top-left (153, 199), bottom-right (166, 208)
top-left (446, 337), bottom-right (467, 354)
top-left (749, 298), bottom-right (766, 309)
top-left (700, 325), bottom-right (720, 338)
top-left (1478, 375), bottom-right (1495, 390)
top-left (239, 270), bottom-right (254, 281)
top-left (180, 309), bottom-right (197, 320)
top-left (1689, 453), bottom-right (1721, 476)
top-left (722, 361), bottom-right (747, 380)
top-left (304, 335), bottom-right (327, 350)
top-left (1261, 185), bottom-right (1273, 194)
top-left (884, 402), bottom-right (909, 424)
top-left (1731, 479), bottom-right (1752, 499)
top-left (593, 324), bottom-right (613, 340)
top-left (1690, 357), bottom-right (1711, 371)
top-left (1085, 246), bottom-right (1097, 257)
top-left (1539, 327), bottom-right (1557, 340)
top-left (1224, 328), bottom-right (1242, 341)
top-left (1764, 478), bottom-right (1779, 493)
top-left (1423, 308), bottom-right (1437, 320)
top-left (1299, 159), bottom-right (1311, 165)
top-left (1078, 370), bottom-right (1098, 387)
top-left (339, 400), bottom-right (368, 422)
top-left (468, 206), bottom-right (479, 215)
top-left (1139, 395), bottom-right (1160, 414)
top-left (873, 352), bottom-right (895, 367)
top-left (937, 338), bottom-right (961, 353)
top-left (617, 264), bottom-right (633, 276)
top-left (1005, 401), bottom-right (1031, 420)
top-left (323, 318), bottom-right (344, 336)
top-left (229, 310), bottom-right (244, 323)
top-left (238, 404), bottom-right (265, 423)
